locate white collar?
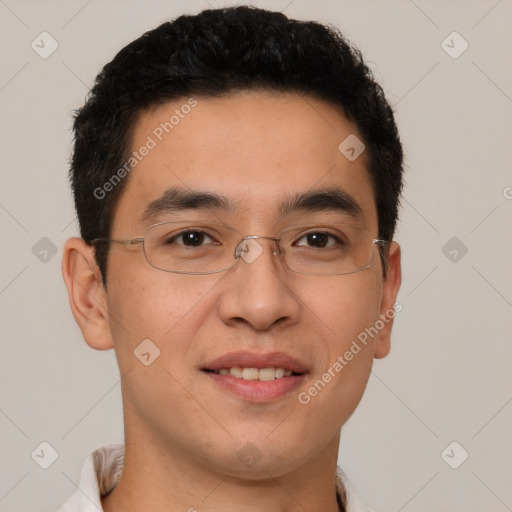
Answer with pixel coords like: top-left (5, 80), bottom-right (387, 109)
top-left (57, 444), bottom-right (372, 512)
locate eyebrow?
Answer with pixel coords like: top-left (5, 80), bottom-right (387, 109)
top-left (139, 187), bottom-right (238, 222)
top-left (139, 186), bottom-right (363, 223)
top-left (280, 187), bottom-right (363, 220)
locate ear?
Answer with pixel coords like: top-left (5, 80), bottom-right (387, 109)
top-left (61, 237), bottom-right (114, 350)
top-left (374, 241), bottom-right (402, 359)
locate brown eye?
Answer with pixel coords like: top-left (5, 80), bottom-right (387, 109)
top-left (167, 231), bottom-right (215, 246)
top-left (295, 231), bottom-right (340, 248)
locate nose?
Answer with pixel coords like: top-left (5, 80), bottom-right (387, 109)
top-left (218, 236), bottom-right (300, 331)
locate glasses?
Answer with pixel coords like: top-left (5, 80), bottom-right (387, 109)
top-left (91, 220), bottom-right (389, 276)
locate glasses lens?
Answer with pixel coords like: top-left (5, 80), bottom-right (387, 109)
top-left (280, 224), bottom-right (375, 275)
top-left (142, 221), bottom-right (376, 275)
top-left (143, 221), bottom-right (239, 274)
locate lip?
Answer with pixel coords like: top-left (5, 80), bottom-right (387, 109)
top-left (202, 350), bottom-right (308, 373)
top-left (201, 351), bottom-right (309, 403)
top-left (204, 372), bottom-right (306, 403)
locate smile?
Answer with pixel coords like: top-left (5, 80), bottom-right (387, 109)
top-left (205, 366), bottom-right (296, 381)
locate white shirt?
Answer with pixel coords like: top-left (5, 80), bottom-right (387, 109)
top-left (57, 444), bottom-right (371, 512)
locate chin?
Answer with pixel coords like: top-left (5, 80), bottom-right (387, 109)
top-left (203, 434), bottom-right (313, 480)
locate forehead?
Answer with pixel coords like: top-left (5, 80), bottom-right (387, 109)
top-left (112, 91), bottom-right (377, 232)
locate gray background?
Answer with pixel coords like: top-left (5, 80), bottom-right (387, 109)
top-left (1, 0), bottom-right (511, 510)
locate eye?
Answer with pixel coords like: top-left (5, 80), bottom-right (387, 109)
top-left (167, 230), bottom-right (217, 247)
top-left (294, 231), bottom-right (342, 248)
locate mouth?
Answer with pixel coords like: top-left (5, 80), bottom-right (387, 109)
top-left (201, 351), bottom-right (308, 403)
top-left (203, 366), bottom-right (300, 380)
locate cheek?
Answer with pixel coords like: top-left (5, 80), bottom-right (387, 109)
top-left (105, 268), bottom-right (222, 432)
top-left (297, 272), bottom-right (381, 353)
top-left (105, 263), bottom-right (222, 368)
top-left (293, 273), bottom-right (381, 427)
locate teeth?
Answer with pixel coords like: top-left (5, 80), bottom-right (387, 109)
top-left (259, 368), bottom-right (277, 381)
top-left (215, 367), bottom-right (295, 381)
top-left (241, 368), bottom-right (259, 380)
top-left (230, 366), bottom-right (243, 378)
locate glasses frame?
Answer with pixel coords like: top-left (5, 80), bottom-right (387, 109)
top-left (91, 220), bottom-right (390, 276)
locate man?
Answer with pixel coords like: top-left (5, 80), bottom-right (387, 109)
top-left (60, 5), bottom-right (402, 511)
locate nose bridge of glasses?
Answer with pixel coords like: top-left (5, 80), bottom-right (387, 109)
top-left (234, 235), bottom-right (283, 260)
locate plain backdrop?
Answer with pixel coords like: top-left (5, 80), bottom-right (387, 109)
top-left (1, 1), bottom-right (511, 511)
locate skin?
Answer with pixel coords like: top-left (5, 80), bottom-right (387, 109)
top-left (62, 90), bottom-right (401, 512)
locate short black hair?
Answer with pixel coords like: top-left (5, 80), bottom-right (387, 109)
top-left (70, 5), bottom-right (403, 285)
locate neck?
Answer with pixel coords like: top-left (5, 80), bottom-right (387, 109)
top-left (101, 425), bottom-right (343, 512)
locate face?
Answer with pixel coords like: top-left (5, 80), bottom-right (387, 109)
top-left (70, 91), bottom-right (401, 479)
